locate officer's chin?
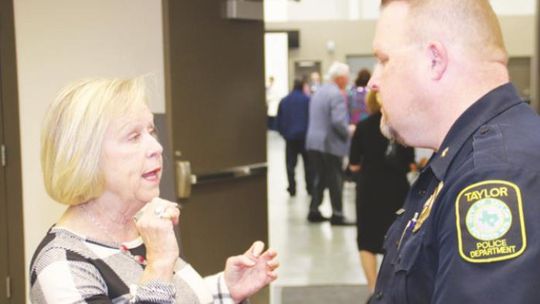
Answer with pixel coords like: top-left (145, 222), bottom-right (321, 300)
top-left (380, 115), bottom-right (406, 146)
top-left (380, 121), bottom-right (393, 140)
top-left (380, 113), bottom-right (395, 139)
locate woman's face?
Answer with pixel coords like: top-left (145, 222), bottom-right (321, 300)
top-left (100, 103), bottom-right (163, 205)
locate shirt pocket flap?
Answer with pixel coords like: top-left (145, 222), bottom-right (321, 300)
top-left (394, 232), bottom-right (425, 273)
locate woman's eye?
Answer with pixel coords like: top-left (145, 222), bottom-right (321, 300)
top-left (128, 133), bottom-right (141, 141)
top-left (149, 127), bottom-right (158, 138)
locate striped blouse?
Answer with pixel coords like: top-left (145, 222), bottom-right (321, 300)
top-left (30, 227), bottom-right (239, 304)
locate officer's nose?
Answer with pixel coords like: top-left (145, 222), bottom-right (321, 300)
top-left (368, 64), bottom-right (381, 92)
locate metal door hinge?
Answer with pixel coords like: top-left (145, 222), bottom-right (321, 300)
top-left (6, 276), bottom-right (11, 298)
top-left (1, 145), bottom-right (5, 167)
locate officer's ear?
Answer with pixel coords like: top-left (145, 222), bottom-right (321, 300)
top-left (425, 41), bottom-right (447, 81)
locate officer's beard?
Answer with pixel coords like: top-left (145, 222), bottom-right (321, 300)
top-left (380, 110), bottom-right (406, 146)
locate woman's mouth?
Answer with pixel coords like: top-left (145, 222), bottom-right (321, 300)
top-left (142, 168), bottom-right (161, 182)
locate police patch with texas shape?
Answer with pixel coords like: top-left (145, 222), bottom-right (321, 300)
top-left (455, 180), bottom-right (526, 263)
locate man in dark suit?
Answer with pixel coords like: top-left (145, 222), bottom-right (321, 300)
top-left (305, 61), bottom-right (356, 226)
top-left (276, 78), bottom-right (312, 196)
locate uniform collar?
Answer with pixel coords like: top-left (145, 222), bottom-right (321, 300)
top-left (429, 83), bottom-right (523, 181)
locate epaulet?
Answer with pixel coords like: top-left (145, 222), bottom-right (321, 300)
top-left (472, 124), bottom-right (507, 168)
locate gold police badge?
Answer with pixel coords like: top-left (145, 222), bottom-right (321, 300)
top-left (455, 180), bottom-right (526, 263)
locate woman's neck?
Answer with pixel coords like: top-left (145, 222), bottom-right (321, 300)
top-left (59, 199), bottom-right (141, 244)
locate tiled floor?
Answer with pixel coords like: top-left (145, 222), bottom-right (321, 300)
top-left (266, 131), bottom-right (376, 303)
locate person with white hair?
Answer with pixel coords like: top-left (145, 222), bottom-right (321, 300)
top-left (305, 61), bottom-right (356, 225)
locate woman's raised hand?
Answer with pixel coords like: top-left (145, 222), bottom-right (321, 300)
top-left (134, 197), bottom-right (180, 282)
top-left (224, 241), bottom-right (279, 303)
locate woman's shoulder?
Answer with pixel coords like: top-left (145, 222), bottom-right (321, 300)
top-left (30, 227), bottom-right (104, 274)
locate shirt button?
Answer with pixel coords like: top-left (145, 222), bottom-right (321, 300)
top-left (418, 190), bottom-right (426, 196)
top-left (375, 291), bottom-right (384, 300)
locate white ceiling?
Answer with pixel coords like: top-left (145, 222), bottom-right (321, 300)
top-left (265, 0), bottom-right (536, 22)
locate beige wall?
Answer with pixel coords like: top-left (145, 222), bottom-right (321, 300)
top-left (267, 20), bottom-right (375, 81)
top-left (267, 15), bottom-right (535, 83)
top-left (264, 0), bottom-right (535, 22)
top-left (501, 16), bottom-right (536, 56)
top-left (13, 0), bottom-right (165, 299)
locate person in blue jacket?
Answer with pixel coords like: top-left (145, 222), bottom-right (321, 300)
top-left (367, 0), bottom-right (540, 303)
top-left (276, 78), bottom-right (313, 196)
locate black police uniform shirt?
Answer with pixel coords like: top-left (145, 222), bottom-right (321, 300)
top-left (372, 83), bottom-right (540, 304)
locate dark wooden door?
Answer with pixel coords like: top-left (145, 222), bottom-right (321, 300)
top-left (0, 50), bottom-right (25, 304)
top-left (162, 0), bottom-right (269, 303)
top-left (0, 0), bottom-right (25, 301)
top-left (0, 81), bottom-right (8, 301)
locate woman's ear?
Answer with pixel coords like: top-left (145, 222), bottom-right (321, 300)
top-left (426, 41), bottom-right (448, 81)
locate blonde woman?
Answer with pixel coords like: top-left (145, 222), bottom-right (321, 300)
top-left (30, 78), bottom-right (278, 303)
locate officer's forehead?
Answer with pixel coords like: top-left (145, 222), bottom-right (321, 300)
top-left (373, 2), bottom-right (410, 53)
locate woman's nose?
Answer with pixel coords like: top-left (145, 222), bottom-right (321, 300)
top-left (147, 135), bottom-right (163, 158)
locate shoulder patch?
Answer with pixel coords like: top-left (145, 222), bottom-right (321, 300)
top-left (455, 180), bottom-right (526, 263)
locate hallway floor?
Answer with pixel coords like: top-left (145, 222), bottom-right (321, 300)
top-left (267, 131), bottom-right (375, 303)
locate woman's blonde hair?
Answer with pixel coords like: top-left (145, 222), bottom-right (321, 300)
top-left (41, 77), bottom-right (148, 205)
top-left (365, 90), bottom-right (381, 114)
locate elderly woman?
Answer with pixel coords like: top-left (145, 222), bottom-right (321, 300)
top-left (30, 78), bottom-right (278, 303)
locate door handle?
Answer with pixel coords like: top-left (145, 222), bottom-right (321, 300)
top-left (175, 161), bottom-right (267, 198)
top-left (191, 162), bottom-right (267, 185)
top-left (175, 161), bottom-right (193, 199)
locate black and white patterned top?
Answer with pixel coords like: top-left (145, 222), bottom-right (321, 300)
top-left (30, 227), bottom-right (238, 303)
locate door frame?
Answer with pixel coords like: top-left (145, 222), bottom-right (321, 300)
top-left (0, 0), bottom-right (25, 302)
top-left (161, 0), bottom-right (268, 302)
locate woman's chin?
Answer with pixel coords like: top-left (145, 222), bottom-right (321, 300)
top-left (136, 189), bottom-right (161, 204)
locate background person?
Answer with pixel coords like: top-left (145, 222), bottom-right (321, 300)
top-left (266, 75), bottom-right (280, 130)
top-left (305, 61), bottom-right (356, 226)
top-left (308, 71), bottom-right (321, 95)
top-left (344, 68), bottom-right (372, 182)
top-left (30, 78), bottom-right (278, 304)
top-left (368, 0), bottom-right (540, 303)
top-left (349, 90), bottom-right (414, 297)
top-left (276, 78), bottom-right (313, 196)
top-left (347, 69), bottom-right (371, 124)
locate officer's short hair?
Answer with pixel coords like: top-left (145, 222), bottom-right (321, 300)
top-left (380, 0), bottom-right (506, 63)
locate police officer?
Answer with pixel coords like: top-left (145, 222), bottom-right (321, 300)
top-left (367, 0), bottom-right (540, 303)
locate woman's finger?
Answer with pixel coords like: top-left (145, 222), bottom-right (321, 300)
top-left (229, 255), bottom-right (256, 267)
top-left (134, 199), bottom-right (180, 224)
top-left (260, 248), bottom-right (277, 261)
top-left (266, 259), bottom-right (279, 270)
top-left (159, 204), bottom-right (181, 223)
top-left (246, 241), bottom-right (265, 257)
top-left (267, 271), bottom-right (278, 280)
